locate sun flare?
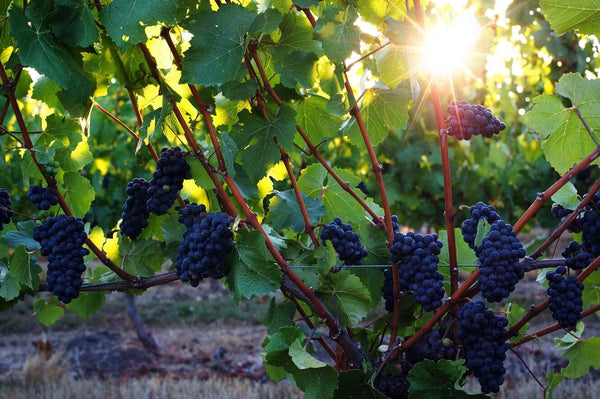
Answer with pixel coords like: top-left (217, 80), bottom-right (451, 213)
top-left (418, 13), bottom-right (482, 76)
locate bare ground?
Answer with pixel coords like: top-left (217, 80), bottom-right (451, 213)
top-left (0, 277), bottom-right (599, 398)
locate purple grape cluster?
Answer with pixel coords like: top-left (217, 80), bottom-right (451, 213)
top-left (447, 100), bottom-right (506, 140)
top-left (147, 147), bottom-right (190, 215)
top-left (477, 220), bottom-right (526, 302)
top-left (457, 300), bottom-right (508, 394)
top-left (27, 185), bottom-right (59, 210)
top-left (562, 241), bottom-right (592, 271)
top-left (320, 218), bottom-right (368, 265)
top-left (551, 203), bottom-right (582, 233)
top-left (374, 373), bottom-right (410, 399)
top-left (120, 178), bottom-right (151, 239)
top-left (33, 215), bottom-right (89, 304)
top-left (547, 266), bottom-right (584, 328)
top-left (461, 202), bottom-right (501, 250)
top-left (174, 204), bottom-right (234, 287)
top-left (404, 329), bottom-right (456, 364)
top-left (385, 232), bottom-right (445, 312)
top-left (0, 188), bottom-right (12, 231)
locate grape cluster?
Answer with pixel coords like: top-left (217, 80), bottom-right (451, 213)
top-left (477, 220), bottom-right (526, 302)
top-left (174, 204), bottom-right (234, 287)
top-left (404, 329), bottom-right (456, 364)
top-left (457, 301), bottom-right (508, 394)
top-left (27, 184), bottom-right (59, 210)
top-left (580, 194), bottom-right (600, 258)
top-left (0, 188), bottom-right (12, 231)
top-left (546, 266), bottom-right (584, 328)
top-left (447, 100), bottom-right (506, 140)
top-left (43, 160), bottom-right (59, 177)
top-left (120, 178), bottom-right (151, 239)
top-left (385, 232), bottom-right (445, 312)
top-left (461, 202), bottom-right (501, 250)
top-left (551, 203), bottom-right (582, 233)
top-left (374, 373), bottom-right (410, 399)
top-left (320, 218), bottom-right (368, 265)
top-left (146, 147), bottom-right (190, 215)
top-left (33, 215), bottom-right (89, 304)
top-left (562, 241), bottom-right (591, 271)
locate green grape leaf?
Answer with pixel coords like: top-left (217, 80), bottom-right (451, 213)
top-left (225, 230), bottom-right (282, 303)
top-left (505, 302), bottom-right (530, 343)
top-left (61, 172), bottom-right (95, 217)
top-left (230, 104), bottom-right (297, 181)
top-left (120, 238), bottom-right (165, 276)
top-left (33, 297), bottom-right (64, 326)
top-left (345, 87), bottom-right (411, 147)
top-left (294, 0), bottom-right (319, 8)
top-left (560, 336), bottom-right (600, 379)
top-left (540, 0), bottom-right (600, 37)
top-left (264, 189), bottom-right (326, 234)
top-left (99, 0), bottom-right (178, 49)
top-left (316, 271), bottom-right (372, 327)
top-left (356, 0), bottom-right (407, 26)
top-left (582, 271), bottom-right (600, 309)
top-left (274, 50), bottom-right (319, 88)
top-left (407, 359), bottom-right (489, 398)
top-left (296, 94), bottom-right (344, 142)
top-left (249, 8), bottom-right (283, 35)
top-left (33, 296), bottom-right (65, 327)
top-left (375, 44), bottom-right (408, 89)
top-left (551, 181), bottom-right (579, 209)
top-left (2, 221), bottom-right (40, 252)
top-left (181, 4), bottom-right (255, 86)
top-left (9, 245), bottom-right (41, 291)
top-left (314, 6), bottom-right (361, 63)
top-left (51, 0), bottom-right (99, 47)
top-left (545, 369), bottom-right (563, 399)
top-left (333, 369), bottom-right (388, 399)
top-left (289, 340), bottom-right (328, 369)
top-left (0, 272), bottom-right (20, 301)
top-left (554, 322), bottom-right (584, 351)
top-left (294, 364), bottom-right (339, 399)
top-left (66, 291), bottom-right (106, 319)
top-left (527, 73), bottom-right (600, 174)
top-left (438, 228), bottom-right (477, 269)
top-left (274, 12), bottom-right (321, 58)
top-left (8, 1), bottom-right (94, 117)
top-left (264, 297), bottom-right (297, 335)
top-left (297, 164), bottom-right (368, 225)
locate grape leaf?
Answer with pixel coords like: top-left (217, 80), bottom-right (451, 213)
top-left (407, 359), bottom-right (489, 398)
top-left (289, 340), bottom-right (328, 369)
top-left (314, 6), bottom-right (361, 63)
top-left (51, 0), bottom-right (99, 48)
top-left (438, 228), bottom-right (477, 269)
top-left (296, 94), bottom-right (344, 142)
top-left (0, 272), bottom-right (20, 301)
top-left (264, 297), bottom-right (297, 335)
top-left (333, 369), bottom-right (388, 399)
top-left (356, 0), bottom-right (407, 26)
top-left (316, 271), bottom-right (372, 327)
top-left (545, 369), bottom-right (563, 399)
top-left (554, 322), bottom-right (584, 351)
top-left (2, 221), bottom-right (40, 252)
top-left (8, 1), bottom-right (94, 116)
top-left (540, 0), bottom-right (600, 37)
top-left (61, 172), bottom-right (95, 217)
top-left (297, 163), bottom-right (367, 225)
top-left (181, 4), bottom-right (256, 86)
top-left (264, 189), bottom-right (326, 234)
top-left (550, 181), bottom-right (579, 209)
top-left (120, 238), bottom-right (165, 276)
top-left (9, 245), bottom-right (41, 291)
top-left (527, 73), bottom-right (600, 174)
top-left (560, 336), bottom-right (600, 378)
top-left (99, 0), bottom-right (178, 49)
top-left (505, 302), bottom-right (530, 343)
top-left (225, 230), bottom-right (282, 303)
top-left (66, 291), bottom-right (106, 319)
top-left (230, 104), bottom-right (297, 181)
top-left (274, 12), bottom-right (321, 58)
top-left (345, 87), bottom-right (411, 147)
top-left (33, 297), bottom-right (64, 326)
top-left (273, 50), bottom-right (319, 88)
top-left (375, 44), bottom-right (408, 89)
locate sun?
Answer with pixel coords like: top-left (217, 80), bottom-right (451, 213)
top-left (418, 13), bottom-right (482, 77)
